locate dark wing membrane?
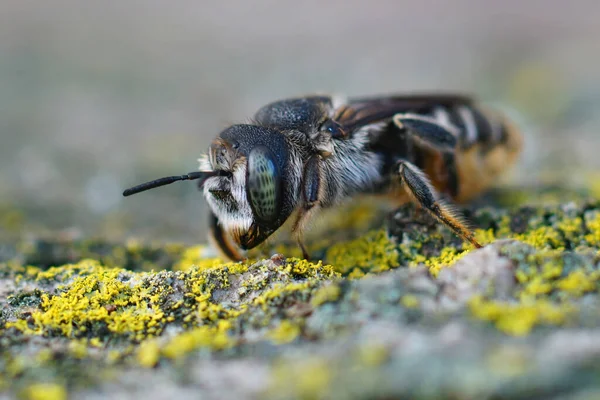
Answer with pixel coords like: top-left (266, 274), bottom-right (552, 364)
top-left (337, 94), bottom-right (474, 133)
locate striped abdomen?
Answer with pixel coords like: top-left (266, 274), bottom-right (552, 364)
top-left (416, 104), bottom-right (523, 203)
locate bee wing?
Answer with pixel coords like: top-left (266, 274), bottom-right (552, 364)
top-left (335, 94), bottom-right (474, 134)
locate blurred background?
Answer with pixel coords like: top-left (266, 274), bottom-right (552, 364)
top-left (1, 0), bottom-right (599, 243)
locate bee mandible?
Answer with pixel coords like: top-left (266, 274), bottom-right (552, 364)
top-left (123, 94), bottom-right (522, 261)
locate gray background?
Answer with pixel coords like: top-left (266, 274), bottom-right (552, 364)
top-left (1, 0), bottom-right (599, 242)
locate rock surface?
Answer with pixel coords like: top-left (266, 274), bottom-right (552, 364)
top-left (1, 195), bottom-right (600, 399)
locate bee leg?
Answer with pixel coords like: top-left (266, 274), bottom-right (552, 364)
top-left (292, 207), bottom-right (315, 259)
top-left (292, 155), bottom-right (324, 259)
top-left (309, 130), bottom-right (335, 158)
top-left (395, 160), bottom-right (482, 248)
top-left (208, 211), bottom-right (245, 261)
top-left (442, 152), bottom-right (460, 198)
top-left (393, 114), bottom-right (458, 152)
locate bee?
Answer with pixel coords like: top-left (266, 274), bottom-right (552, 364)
top-left (123, 94), bottom-right (522, 261)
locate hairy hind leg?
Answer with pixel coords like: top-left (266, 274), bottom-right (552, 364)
top-left (395, 160), bottom-right (481, 248)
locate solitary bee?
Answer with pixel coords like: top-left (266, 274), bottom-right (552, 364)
top-left (124, 94), bottom-right (522, 261)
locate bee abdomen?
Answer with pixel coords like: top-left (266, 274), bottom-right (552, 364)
top-left (431, 104), bottom-right (509, 150)
top-left (451, 108), bottom-right (523, 203)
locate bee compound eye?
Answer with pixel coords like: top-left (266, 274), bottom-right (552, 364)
top-left (247, 146), bottom-right (281, 222)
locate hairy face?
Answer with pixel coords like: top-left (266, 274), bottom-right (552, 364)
top-left (199, 125), bottom-right (300, 251)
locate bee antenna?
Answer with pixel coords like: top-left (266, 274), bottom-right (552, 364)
top-left (123, 171), bottom-right (223, 197)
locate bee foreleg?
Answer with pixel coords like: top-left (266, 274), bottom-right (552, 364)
top-left (292, 155), bottom-right (324, 259)
top-left (393, 114), bottom-right (458, 152)
top-left (395, 160), bottom-right (482, 248)
top-left (208, 211), bottom-right (245, 261)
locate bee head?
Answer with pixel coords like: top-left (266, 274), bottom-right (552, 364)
top-left (122, 124), bottom-right (301, 253)
top-left (202, 124), bottom-right (298, 251)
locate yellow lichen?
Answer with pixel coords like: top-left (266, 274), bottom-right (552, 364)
top-left (496, 215), bottom-right (513, 238)
top-left (540, 261), bottom-right (563, 280)
top-left (318, 201), bottom-right (380, 233)
top-left (173, 245), bottom-right (226, 271)
top-left (347, 268), bottom-right (365, 280)
top-left (8, 260), bottom-right (166, 340)
top-left (400, 294), bottom-right (419, 308)
top-left (293, 359), bottom-right (332, 399)
top-left (469, 296), bottom-right (574, 336)
top-left (267, 320), bottom-right (301, 344)
top-left (6, 356), bottom-right (26, 377)
top-left (288, 258), bottom-right (338, 278)
top-left (35, 349), bottom-right (53, 363)
top-left (326, 230), bottom-right (398, 275)
top-left (22, 383), bottom-right (66, 400)
top-left (162, 321), bottom-right (233, 359)
top-left (4, 199), bottom-right (600, 395)
top-left (556, 270), bottom-right (598, 296)
top-left (419, 247), bottom-right (470, 277)
top-left (586, 172), bottom-right (600, 200)
top-left (486, 345), bottom-right (531, 378)
top-left (521, 276), bottom-right (553, 297)
top-left (137, 340), bottom-right (161, 368)
top-left (310, 284), bottom-right (341, 307)
top-left (270, 358), bottom-right (332, 399)
top-left (465, 228), bottom-right (497, 250)
top-left (557, 217), bottom-right (583, 244)
top-left (516, 227), bottom-right (563, 250)
top-left (68, 340), bottom-right (88, 359)
top-left (253, 282), bottom-right (311, 310)
top-left (6, 257), bottom-right (249, 362)
top-left (355, 343), bottom-right (389, 367)
top-left (585, 213), bottom-right (600, 246)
